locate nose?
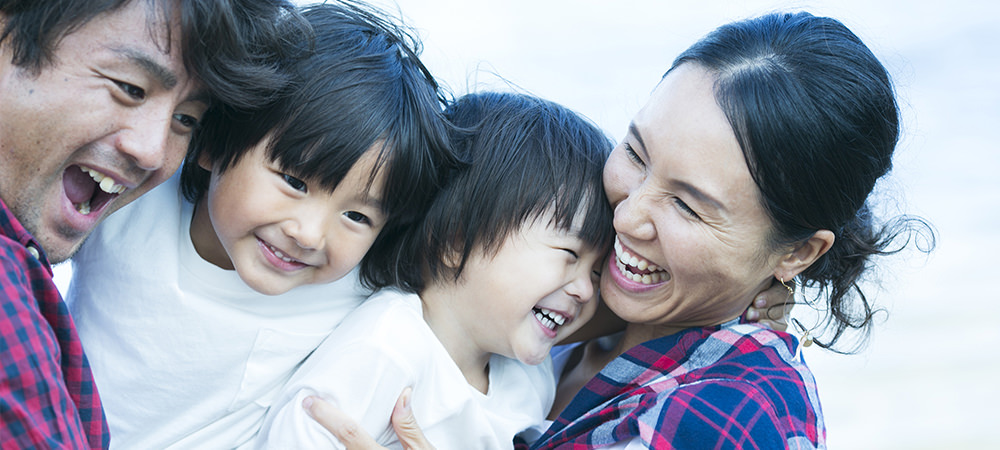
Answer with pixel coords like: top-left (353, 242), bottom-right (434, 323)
top-left (565, 269), bottom-right (596, 304)
top-left (281, 204), bottom-right (328, 251)
top-left (612, 185), bottom-right (657, 242)
top-left (115, 105), bottom-right (174, 172)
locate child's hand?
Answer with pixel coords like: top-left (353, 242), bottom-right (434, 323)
top-left (304, 387), bottom-right (434, 450)
top-left (745, 280), bottom-right (794, 332)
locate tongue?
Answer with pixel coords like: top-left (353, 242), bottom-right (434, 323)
top-left (63, 167), bottom-right (96, 204)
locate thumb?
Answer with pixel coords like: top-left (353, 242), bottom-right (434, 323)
top-left (391, 387), bottom-right (434, 450)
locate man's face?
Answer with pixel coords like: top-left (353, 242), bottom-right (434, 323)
top-left (0, 0), bottom-right (206, 262)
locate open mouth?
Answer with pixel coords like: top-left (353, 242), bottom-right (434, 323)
top-left (258, 238), bottom-right (309, 271)
top-left (64, 165), bottom-right (125, 215)
top-left (614, 236), bottom-right (670, 285)
top-left (532, 307), bottom-right (568, 332)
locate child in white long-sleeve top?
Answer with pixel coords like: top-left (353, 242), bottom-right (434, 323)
top-left (254, 91), bottom-right (615, 449)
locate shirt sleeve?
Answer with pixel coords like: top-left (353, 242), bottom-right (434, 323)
top-left (251, 300), bottom-right (420, 449)
top-left (0, 249), bottom-right (91, 449)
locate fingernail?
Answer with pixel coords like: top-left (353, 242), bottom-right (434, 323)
top-left (755, 296), bottom-right (766, 307)
top-left (302, 396), bottom-right (314, 416)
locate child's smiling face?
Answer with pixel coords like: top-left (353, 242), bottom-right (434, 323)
top-left (450, 212), bottom-right (604, 366)
top-left (190, 137), bottom-right (387, 295)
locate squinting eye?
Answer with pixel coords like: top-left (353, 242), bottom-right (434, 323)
top-left (344, 211), bottom-right (371, 225)
top-left (173, 114), bottom-right (200, 131)
top-left (114, 80), bottom-right (146, 100)
top-left (282, 174), bottom-right (307, 192)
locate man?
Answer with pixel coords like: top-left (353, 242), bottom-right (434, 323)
top-left (0, 0), bottom-right (296, 447)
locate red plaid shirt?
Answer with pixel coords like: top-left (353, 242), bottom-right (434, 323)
top-left (531, 321), bottom-right (825, 449)
top-left (0, 199), bottom-right (109, 449)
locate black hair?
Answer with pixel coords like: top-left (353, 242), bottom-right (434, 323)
top-left (182, 1), bottom-right (457, 289)
top-left (378, 91), bottom-right (615, 293)
top-left (670, 11), bottom-right (935, 352)
top-left (0, 0), bottom-right (302, 109)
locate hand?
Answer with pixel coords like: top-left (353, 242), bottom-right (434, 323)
top-left (745, 279), bottom-right (794, 332)
top-left (304, 387), bottom-right (434, 450)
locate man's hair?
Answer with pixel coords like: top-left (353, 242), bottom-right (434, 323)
top-left (0, 0), bottom-right (302, 109)
top-left (182, 1), bottom-right (458, 288)
top-left (380, 91), bottom-right (615, 293)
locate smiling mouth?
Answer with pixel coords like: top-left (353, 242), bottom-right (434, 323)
top-left (533, 307), bottom-right (568, 332)
top-left (614, 237), bottom-right (670, 285)
top-left (65, 165), bottom-right (126, 215)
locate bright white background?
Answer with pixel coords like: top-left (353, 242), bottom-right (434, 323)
top-left (58, 1), bottom-right (999, 447)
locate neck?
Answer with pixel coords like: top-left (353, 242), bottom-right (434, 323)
top-left (420, 284), bottom-right (491, 393)
top-left (189, 198), bottom-right (233, 269)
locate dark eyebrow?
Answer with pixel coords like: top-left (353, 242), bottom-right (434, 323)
top-left (628, 122), bottom-right (648, 158)
top-left (675, 180), bottom-right (727, 213)
top-left (113, 47), bottom-right (178, 90)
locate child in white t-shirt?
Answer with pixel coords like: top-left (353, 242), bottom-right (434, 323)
top-left (64, 3), bottom-right (457, 448)
top-left (252, 91), bottom-right (616, 449)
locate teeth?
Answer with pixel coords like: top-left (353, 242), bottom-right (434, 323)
top-left (269, 244), bottom-right (296, 263)
top-left (534, 308), bottom-right (568, 330)
top-left (616, 258), bottom-right (665, 285)
top-left (81, 166), bottom-right (126, 194)
top-left (74, 202), bottom-right (91, 215)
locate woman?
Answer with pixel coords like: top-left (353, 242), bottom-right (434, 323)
top-left (307, 11), bottom-right (932, 449)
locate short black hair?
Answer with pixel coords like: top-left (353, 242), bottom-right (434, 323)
top-left (382, 91), bottom-right (614, 293)
top-left (0, 0), bottom-right (301, 109)
top-left (182, 1), bottom-right (457, 289)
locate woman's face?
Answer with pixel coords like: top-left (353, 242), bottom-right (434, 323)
top-left (600, 63), bottom-right (784, 330)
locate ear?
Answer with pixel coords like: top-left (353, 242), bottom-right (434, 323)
top-left (774, 229), bottom-right (835, 282)
top-left (196, 151), bottom-right (214, 171)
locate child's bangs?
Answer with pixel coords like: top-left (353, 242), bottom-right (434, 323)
top-left (266, 126), bottom-right (390, 199)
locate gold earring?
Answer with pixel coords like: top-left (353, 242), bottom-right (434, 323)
top-left (790, 318), bottom-right (814, 362)
top-left (779, 276), bottom-right (794, 297)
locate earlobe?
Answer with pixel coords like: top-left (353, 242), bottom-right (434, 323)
top-left (774, 229), bottom-right (835, 281)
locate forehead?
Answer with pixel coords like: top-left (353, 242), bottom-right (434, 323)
top-left (636, 65), bottom-right (744, 175)
top-left (61, 0), bottom-right (192, 81)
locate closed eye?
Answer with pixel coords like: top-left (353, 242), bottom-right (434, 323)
top-left (561, 248), bottom-right (579, 260)
top-left (674, 197), bottom-right (701, 220)
top-left (624, 142), bottom-right (645, 167)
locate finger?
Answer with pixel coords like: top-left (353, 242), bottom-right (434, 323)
top-left (391, 388), bottom-right (435, 450)
top-left (304, 396), bottom-right (384, 450)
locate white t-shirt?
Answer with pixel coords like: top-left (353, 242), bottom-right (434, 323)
top-left (250, 289), bottom-right (555, 449)
top-left (66, 174), bottom-right (370, 449)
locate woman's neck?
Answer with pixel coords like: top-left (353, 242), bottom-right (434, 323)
top-left (419, 285), bottom-right (491, 394)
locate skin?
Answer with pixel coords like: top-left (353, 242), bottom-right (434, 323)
top-left (420, 213), bottom-right (603, 392)
top-left (189, 139), bottom-right (387, 296)
top-left (0, 1), bottom-right (207, 262)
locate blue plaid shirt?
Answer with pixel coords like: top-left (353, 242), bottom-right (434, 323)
top-left (0, 199), bottom-right (109, 449)
top-left (531, 321), bottom-right (825, 449)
